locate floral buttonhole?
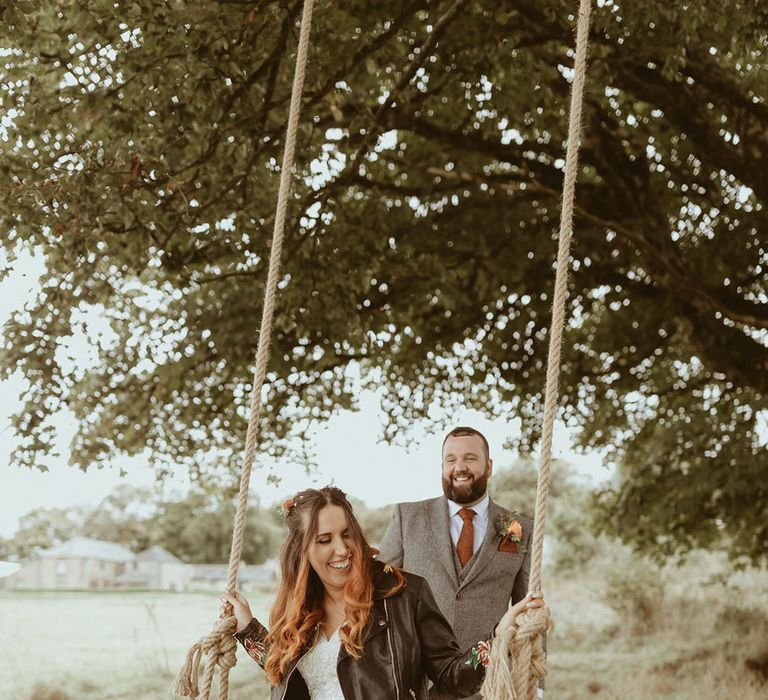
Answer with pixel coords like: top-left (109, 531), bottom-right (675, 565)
top-left (496, 513), bottom-right (526, 554)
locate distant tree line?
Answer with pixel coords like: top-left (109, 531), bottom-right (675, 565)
top-left (2, 460), bottom-right (608, 572)
top-left (0, 484), bottom-right (284, 565)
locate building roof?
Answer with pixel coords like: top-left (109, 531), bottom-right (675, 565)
top-left (0, 561), bottom-right (22, 578)
top-left (39, 537), bottom-right (136, 563)
top-left (137, 545), bottom-right (183, 563)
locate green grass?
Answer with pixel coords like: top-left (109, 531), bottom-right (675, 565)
top-left (0, 589), bottom-right (271, 699)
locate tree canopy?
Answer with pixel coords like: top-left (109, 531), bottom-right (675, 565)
top-left (1, 1), bottom-right (766, 562)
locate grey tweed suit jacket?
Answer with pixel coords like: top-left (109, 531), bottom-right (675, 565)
top-left (378, 495), bottom-right (533, 700)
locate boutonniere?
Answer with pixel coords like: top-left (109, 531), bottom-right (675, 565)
top-left (496, 513), bottom-right (526, 554)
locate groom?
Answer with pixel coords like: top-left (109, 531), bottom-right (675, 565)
top-left (378, 426), bottom-right (541, 699)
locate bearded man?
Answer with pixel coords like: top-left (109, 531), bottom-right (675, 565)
top-left (378, 426), bottom-right (541, 700)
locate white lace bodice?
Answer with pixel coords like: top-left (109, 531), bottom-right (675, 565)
top-left (296, 628), bottom-right (344, 700)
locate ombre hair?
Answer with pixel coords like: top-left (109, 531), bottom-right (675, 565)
top-left (264, 486), bottom-right (404, 684)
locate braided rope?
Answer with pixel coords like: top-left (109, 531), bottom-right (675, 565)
top-left (172, 0), bottom-right (316, 696)
top-left (481, 0), bottom-right (593, 697)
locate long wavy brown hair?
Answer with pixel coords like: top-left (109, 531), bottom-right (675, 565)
top-left (264, 486), bottom-right (404, 684)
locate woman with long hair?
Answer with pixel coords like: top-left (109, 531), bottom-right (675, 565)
top-left (222, 486), bottom-right (545, 699)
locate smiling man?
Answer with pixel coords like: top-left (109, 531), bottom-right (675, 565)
top-left (379, 426), bottom-right (541, 700)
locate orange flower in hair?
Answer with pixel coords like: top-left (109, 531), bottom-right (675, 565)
top-left (278, 495), bottom-right (304, 518)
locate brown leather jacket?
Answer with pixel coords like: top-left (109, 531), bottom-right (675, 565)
top-left (235, 560), bottom-right (490, 699)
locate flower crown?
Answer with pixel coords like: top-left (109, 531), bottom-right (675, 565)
top-left (277, 493), bottom-right (306, 519)
top-left (276, 485), bottom-right (347, 519)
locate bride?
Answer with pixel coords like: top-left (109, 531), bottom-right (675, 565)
top-left (222, 486), bottom-right (546, 699)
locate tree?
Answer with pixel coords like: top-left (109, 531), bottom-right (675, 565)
top-left (0, 1), bottom-right (765, 562)
top-left (349, 497), bottom-right (393, 547)
top-left (490, 458), bottom-right (601, 572)
top-left (5, 506), bottom-right (86, 559)
top-left (149, 491), bottom-right (282, 564)
top-left (80, 484), bottom-right (154, 551)
top-left (3, 487), bottom-right (282, 563)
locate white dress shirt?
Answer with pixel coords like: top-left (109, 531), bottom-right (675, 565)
top-left (447, 493), bottom-right (490, 556)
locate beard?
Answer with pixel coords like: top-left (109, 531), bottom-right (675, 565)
top-left (441, 465), bottom-right (491, 504)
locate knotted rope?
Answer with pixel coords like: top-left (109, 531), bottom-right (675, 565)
top-left (482, 608), bottom-right (548, 699)
top-left (173, 617), bottom-right (238, 699)
top-left (481, 0), bottom-right (593, 698)
top-left (172, 0), bottom-right (316, 696)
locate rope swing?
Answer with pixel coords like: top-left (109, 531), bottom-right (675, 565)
top-left (480, 0), bottom-right (593, 698)
top-left (172, 0), bottom-right (316, 697)
top-left (172, 0), bottom-right (591, 696)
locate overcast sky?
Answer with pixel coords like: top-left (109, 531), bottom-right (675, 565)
top-left (0, 249), bottom-right (609, 538)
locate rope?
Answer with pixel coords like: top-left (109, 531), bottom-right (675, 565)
top-left (172, 0), bottom-right (316, 696)
top-left (481, 0), bottom-right (592, 697)
top-left (482, 608), bottom-right (548, 700)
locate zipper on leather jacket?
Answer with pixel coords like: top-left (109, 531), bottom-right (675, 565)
top-left (383, 598), bottom-right (401, 700)
top-left (279, 627), bottom-right (321, 700)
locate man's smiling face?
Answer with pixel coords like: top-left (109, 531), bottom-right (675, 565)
top-left (441, 434), bottom-right (492, 505)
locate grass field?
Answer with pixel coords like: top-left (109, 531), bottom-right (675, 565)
top-left (2, 554), bottom-right (767, 699)
top-left (0, 589), bottom-right (272, 699)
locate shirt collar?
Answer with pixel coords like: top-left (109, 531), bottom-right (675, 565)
top-left (447, 492), bottom-right (490, 519)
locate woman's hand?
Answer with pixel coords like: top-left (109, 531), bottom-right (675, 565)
top-left (496, 592), bottom-right (547, 637)
top-left (221, 590), bottom-right (254, 633)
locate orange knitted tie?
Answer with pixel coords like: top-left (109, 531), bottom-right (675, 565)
top-left (457, 507), bottom-right (476, 568)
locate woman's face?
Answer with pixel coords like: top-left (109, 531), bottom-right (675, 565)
top-left (307, 504), bottom-right (353, 593)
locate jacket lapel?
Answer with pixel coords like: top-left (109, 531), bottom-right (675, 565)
top-left (458, 498), bottom-right (505, 592)
top-left (428, 496), bottom-right (460, 587)
top-left (337, 604), bottom-right (389, 663)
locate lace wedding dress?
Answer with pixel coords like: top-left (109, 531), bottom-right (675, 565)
top-left (296, 628), bottom-right (345, 700)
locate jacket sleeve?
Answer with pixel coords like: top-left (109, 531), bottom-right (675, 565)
top-left (414, 577), bottom-right (487, 696)
top-left (377, 503), bottom-right (405, 567)
top-left (234, 617), bottom-right (269, 669)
